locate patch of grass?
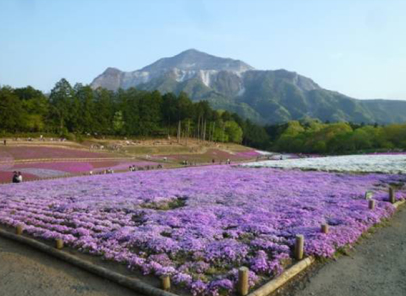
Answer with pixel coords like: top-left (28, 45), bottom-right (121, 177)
top-left (141, 197), bottom-right (188, 211)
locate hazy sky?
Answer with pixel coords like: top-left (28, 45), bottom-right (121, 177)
top-left (1, 0), bottom-right (405, 99)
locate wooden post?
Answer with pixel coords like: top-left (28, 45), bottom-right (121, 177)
top-left (16, 224), bottom-right (24, 235)
top-left (161, 275), bottom-right (170, 291)
top-left (55, 239), bottom-right (64, 249)
top-left (369, 199), bottom-right (376, 210)
top-left (238, 267), bottom-right (249, 296)
top-left (389, 187), bottom-right (395, 204)
top-left (321, 223), bottom-right (329, 234)
top-left (295, 234), bottom-right (304, 260)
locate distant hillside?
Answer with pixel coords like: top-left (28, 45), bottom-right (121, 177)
top-left (91, 49), bottom-right (406, 124)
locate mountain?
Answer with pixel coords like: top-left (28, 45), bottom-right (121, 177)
top-left (91, 49), bottom-right (406, 124)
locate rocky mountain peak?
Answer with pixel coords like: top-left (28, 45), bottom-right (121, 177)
top-left (103, 67), bottom-right (122, 75)
top-left (140, 49), bottom-right (255, 73)
top-left (89, 49), bottom-right (406, 125)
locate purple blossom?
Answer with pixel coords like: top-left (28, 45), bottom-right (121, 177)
top-left (0, 166), bottom-right (405, 295)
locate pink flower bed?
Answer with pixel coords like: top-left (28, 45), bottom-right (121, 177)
top-left (0, 146), bottom-right (111, 161)
top-left (0, 160), bottom-right (161, 181)
top-left (0, 171), bottom-right (37, 183)
top-left (234, 150), bottom-right (262, 158)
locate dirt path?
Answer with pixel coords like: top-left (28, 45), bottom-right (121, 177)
top-left (279, 205), bottom-right (406, 296)
top-left (0, 236), bottom-right (140, 296)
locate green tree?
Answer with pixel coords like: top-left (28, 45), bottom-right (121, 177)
top-left (0, 87), bottom-right (27, 132)
top-left (74, 84), bottom-right (95, 133)
top-left (225, 121), bottom-right (243, 143)
top-left (49, 78), bottom-right (74, 132)
top-left (113, 111), bottom-right (125, 135)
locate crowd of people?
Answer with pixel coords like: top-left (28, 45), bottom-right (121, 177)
top-left (211, 158), bottom-right (232, 165)
top-left (129, 165), bottom-right (137, 171)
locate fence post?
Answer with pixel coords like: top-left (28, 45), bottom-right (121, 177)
top-left (369, 199), bottom-right (376, 210)
top-left (238, 267), bottom-right (249, 296)
top-left (161, 275), bottom-right (171, 291)
top-left (16, 224), bottom-right (24, 235)
top-left (55, 239), bottom-right (64, 249)
top-left (321, 223), bottom-right (329, 234)
top-left (389, 187), bottom-right (395, 204)
top-left (295, 234), bottom-right (304, 260)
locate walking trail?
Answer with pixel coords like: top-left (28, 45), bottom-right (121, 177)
top-left (0, 236), bottom-right (139, 296)
top-left (279, 205), bottom-right (406, 296)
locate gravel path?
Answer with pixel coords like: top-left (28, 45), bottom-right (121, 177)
top-left (279, 205), bottom-right (406, 296)
top-left (0, 236), bottom-right (140, 296)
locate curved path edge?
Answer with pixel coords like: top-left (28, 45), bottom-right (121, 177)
top-left (0, 228), bottom-right (176, 296)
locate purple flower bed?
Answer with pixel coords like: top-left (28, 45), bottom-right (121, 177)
top-left (234, 150), bottom-right (262, 158)
top-left (0, 167), bottom-right (405, 295)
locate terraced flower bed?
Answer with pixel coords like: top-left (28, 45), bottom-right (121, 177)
top-left (0, 146), bottom-right (112, 161)
top-left (0, 166), bottom-right (405, 295)
top-left (0, 160), bottom-right (159, 182)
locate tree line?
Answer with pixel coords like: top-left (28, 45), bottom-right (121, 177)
top-left (0, 79), bottom-right (266, 144)
top-left (2, 78), bottom-right (405, 154)
top-left (266, 119), bottom-right (406, 154)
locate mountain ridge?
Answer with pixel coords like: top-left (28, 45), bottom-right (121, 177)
top-left (90, 49), bottom-right (406, 124)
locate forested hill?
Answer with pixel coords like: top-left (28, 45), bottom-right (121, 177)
top-left (91, 49), bottom-right (406, 125)
top-left (0, 80), bottom-right (266, 146)
top-left (1, 80), bottom-right (406, 154)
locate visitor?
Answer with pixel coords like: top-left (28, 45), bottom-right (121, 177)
top-left (12, 171), bottom-right (19, 183)
top-left (17, 172), bottom-right (23, 183)
top-left (212, 159), bottom-right (215, 164)
top-left (3, 139), bottom-right (6, 145)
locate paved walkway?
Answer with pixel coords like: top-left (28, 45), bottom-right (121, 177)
top-left (0, 236), bottom-right (137, 296)
top-left (281, 205), bottom-right (406, 296)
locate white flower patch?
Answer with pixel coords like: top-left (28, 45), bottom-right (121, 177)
top-left (241, 154), bottom-right (406, 174)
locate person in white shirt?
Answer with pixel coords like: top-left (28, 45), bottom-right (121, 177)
top-left (17, 172), bottom-right (23, 183)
